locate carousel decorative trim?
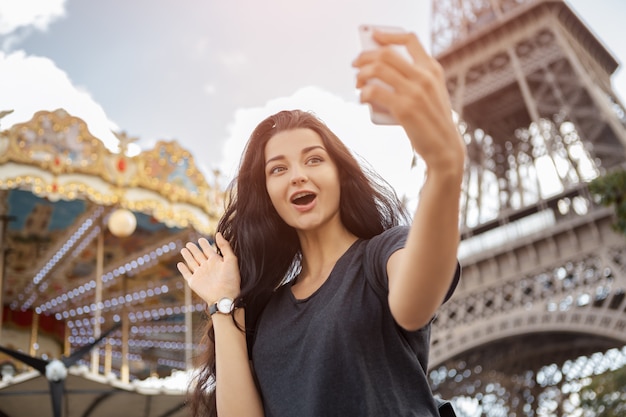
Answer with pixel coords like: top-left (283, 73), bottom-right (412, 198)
top-left (0, 109), bottom-right (222, 234)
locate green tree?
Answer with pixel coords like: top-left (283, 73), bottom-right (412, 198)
top-left (580, 366), bottom-right (626, 417)
top-left (589, 169), bottom-right (626, 237)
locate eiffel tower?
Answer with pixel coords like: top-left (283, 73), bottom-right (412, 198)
top-left (427, 0), bottom-right (626, 413)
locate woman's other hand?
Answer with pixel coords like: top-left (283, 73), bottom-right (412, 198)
top-left (177, 232), bottom-right (241, 305)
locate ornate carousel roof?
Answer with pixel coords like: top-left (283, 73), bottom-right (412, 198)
top-left (0, 109), bottom-right (224, 416)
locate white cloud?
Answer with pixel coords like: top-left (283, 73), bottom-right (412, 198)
top-left (190, 37), bottom-right (210, 60)
top-left (217, 50), bottom-right (248, 71)
top-left (0, 0), bottom-right (66, 35)
top-left (219, 86), bottom-right (422, 208)
top-left (0, 50), bottom-right (120, 152)
top-left (203, 83), bottom-right (216, 95)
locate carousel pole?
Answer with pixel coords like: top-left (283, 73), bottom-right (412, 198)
top-left (121, 275), bottom-right (130, 384)
top-left (0, 214), bottom-right (14, 344)
top-left (104, 340), bottom-right (112, 376)
top-left (29, 311), bottom-right (39, 357)
top-left (0, 117), bottom-right (12, 344)
top-left (64, 322), bottom-right (71, 356)
top-left (184, 281), bottom-right (193, 370)
top-left (91, 219), bottom-right (104, 374)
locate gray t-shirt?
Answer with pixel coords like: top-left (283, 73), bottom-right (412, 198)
top-left (252, 226), bottom-right (459, 417)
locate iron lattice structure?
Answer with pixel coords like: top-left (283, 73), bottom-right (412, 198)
top-left (428, 0), bottom-right (626, 414)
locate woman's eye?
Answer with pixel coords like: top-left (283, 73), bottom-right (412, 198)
top-left (307, 156), bottom-right (323, 165)
top-left (269, 166), bottom-right (286, 175)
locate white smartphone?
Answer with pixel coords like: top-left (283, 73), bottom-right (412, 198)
top-left (358, 24), bottom-right (411, 125)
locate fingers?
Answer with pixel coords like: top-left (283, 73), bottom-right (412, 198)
top-left (181, 242), bottom-right (204, 272)
top-left (372, 30), bottom-right (428, 64)
top-left (215, 232), bottom-right (235, 258)
top-left (353, 28), bottom-right (449, 119)
top-left (190, 240), bottom-right (209, 259)
top-left (180, 247), bottom-right (198, 271)
top-left (198, 237), bottom-right (215, 257)
top-left (177, 262), bottom-right (192, 280)
top-left (353, 30), bottom-right (435, 84)
top-left (353, 47), bottom-right (413, 80)
top-left (177, 233), bottom-right (242, 306)
top-left (179, 238), bottom-right (214, 274)
top-left (179, 234), bottom-right (232, 274)
top-left (353, 50), bottom-right (416, 118)
top-left (353, 38), bottom-right (419, 100)
top-left (355, 54), bottom-right (403, 88)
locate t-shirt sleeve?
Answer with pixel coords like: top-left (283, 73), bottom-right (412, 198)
top-left (363, 225), bottom-right (460, 305)
top-left (363, 225), bottom-right (410, 296)
top-left (444, 262), bottom-right (461, 303)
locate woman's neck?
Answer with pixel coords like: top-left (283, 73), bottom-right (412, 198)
top-left (297, 225), bottom-right (358, 284)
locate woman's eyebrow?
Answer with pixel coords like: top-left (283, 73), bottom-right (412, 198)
top-left (301, 145), bottom-right (325, 154)
top-left (265, 145), bottom-right (326, 167)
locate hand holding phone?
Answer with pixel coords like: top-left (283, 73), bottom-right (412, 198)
top-left (358, 24), bottom-right (412, 125)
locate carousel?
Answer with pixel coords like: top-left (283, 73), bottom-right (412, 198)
top-left (0, 109), bottom-right (223, 417)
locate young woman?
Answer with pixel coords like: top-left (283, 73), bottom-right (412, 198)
top-left (178, 29), bottom-right (465, 417)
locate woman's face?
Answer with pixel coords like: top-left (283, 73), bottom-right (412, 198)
top-left (264, 128), bottom-right (342, 233)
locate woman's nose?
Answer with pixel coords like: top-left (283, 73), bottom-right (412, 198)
top-left (290, 170), bottom-right (308, 185)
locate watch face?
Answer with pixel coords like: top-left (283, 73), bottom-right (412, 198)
top-left (217, 297), bottom-right (234, 314)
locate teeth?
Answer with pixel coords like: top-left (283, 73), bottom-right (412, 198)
top-left (292, 192), bottom-right (311, 200)
top-left (291, 192), bottom-right (315, 204)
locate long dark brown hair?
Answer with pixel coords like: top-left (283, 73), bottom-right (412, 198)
top-left (188, 110), bottom-right (409, 416)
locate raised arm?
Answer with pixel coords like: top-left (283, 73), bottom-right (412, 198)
top-left (353, 30), bottom-right (466, 330)
top-left (178, 233), bottom-right (264, 417)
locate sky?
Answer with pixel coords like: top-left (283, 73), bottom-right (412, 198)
top-left (1, 0), bottom-right (625, 208)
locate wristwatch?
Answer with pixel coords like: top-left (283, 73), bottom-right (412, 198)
top-left (208, 297), bottom-right (235, 316)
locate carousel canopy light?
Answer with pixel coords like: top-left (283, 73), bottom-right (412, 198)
top-left (108, 208), bottom-right (137, 237)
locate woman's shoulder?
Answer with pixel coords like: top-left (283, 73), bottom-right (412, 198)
top-left (366, 225), bottom-right (410, 247)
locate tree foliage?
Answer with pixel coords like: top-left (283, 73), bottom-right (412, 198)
top-left (580, 366), bottom-right (626, 417)
top-left (589, 169), bottom-right (626, 237)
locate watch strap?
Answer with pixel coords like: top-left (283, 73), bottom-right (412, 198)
top-left (208, 303), bottom-right (219, 316)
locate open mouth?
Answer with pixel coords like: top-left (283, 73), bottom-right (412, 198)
top-left (291, 192), bottom-right (316, 206)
